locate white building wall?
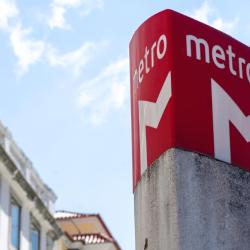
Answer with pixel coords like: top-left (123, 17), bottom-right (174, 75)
top-left (0, 167), bottom-right (61, 250)
top-left (0, 121), bottom-right (57, 215)
top-left (0, 169), bottom-right (59, 250)
top-left (0, 121), bottom-right (61, 250)
top-left (0, 175), bottom-right (10, 250)
top-left (41, 227), bottom-right (47, 250)
top-left (20, 205), bottom-right (31, 250)
top-left (84, 243), bottom-right (117, 250)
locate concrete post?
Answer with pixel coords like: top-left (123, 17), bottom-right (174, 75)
top-left (134, 149), bottom-right (250, 250)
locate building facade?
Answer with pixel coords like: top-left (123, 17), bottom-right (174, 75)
top-left (0, 121), bottom-right (121, 250)
top-left (0, 121), bottom-right (62, 250)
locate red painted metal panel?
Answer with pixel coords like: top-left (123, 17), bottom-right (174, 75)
top-left (130, 10), bottom-right (250, 190)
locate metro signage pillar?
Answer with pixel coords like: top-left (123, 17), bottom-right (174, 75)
top-left (130, 10), bottom-right (250, 250)
top-left (130, 9), bottom-right (250, 190)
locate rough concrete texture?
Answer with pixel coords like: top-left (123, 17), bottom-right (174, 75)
top-left (134, 148), bottom-right (250, 250)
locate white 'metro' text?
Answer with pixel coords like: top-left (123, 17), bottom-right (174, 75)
top-left (133, 33), bottom-right (250, 87)
top-left (186, 34), bottom-right (250, 82)
top-left (133, 34), bottom-right (167, 87)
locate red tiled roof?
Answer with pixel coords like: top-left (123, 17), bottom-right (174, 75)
top-left (55, 211), bottom-right (96, 220)
top-left (71, 233), bottom-right (112, 245)
top-left (55, 211), bottom-right (121, 250)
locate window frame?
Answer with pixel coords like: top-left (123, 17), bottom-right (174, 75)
top-left (30, 216), bottom-right (41, 250)
top-left (46, 232), bottom-right (55, 250)
top-left (9, 196), bottom-right (22, 250)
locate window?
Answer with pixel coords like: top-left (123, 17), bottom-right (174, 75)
top-left (31, 220), bottom-right (40, 250)
top-left (10, 198), bottom-right (21, 249)
top-left (46, 233), bottom-right (54, 250)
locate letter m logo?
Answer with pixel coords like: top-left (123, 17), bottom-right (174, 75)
top-left (212, 79), bottom-right (250, 163)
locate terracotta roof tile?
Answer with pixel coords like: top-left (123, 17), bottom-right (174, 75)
top-left (71, 233), bottom-right (112, 245)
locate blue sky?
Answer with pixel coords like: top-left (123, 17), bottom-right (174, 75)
top-left (0, 0), bottom-right (249, 249)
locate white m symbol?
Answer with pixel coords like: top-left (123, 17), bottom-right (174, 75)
top-left (138, 71), bottom-right (172, 176)
top-left (212, 79), bottom-right (250, 163)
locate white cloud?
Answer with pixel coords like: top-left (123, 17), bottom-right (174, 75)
top-left (0, 0), bottom-right (18, 31)
top-left (0, 1), bottom-right (45, 74)
top-left (212, 18), bottom-right (238, 34)
top-left (10, 25), bottom-right (45, 74)
top-left (47, 42), bottom-right (96, 75)
top-left (77, 57), bottom-right (129, 125)
top-left (191, 1), bottom-right (238, 35)
top-left (192, 1), bottom-right (211, 24)
top-left (49, 5), bottom-right (69, 30)
top-left (0, 0), bottom-right (103, 75)
top-left (49, 0), bottom-right (103, 30)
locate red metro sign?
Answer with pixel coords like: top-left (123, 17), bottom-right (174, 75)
top-left (130, 10), bottom-right (250, 189)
